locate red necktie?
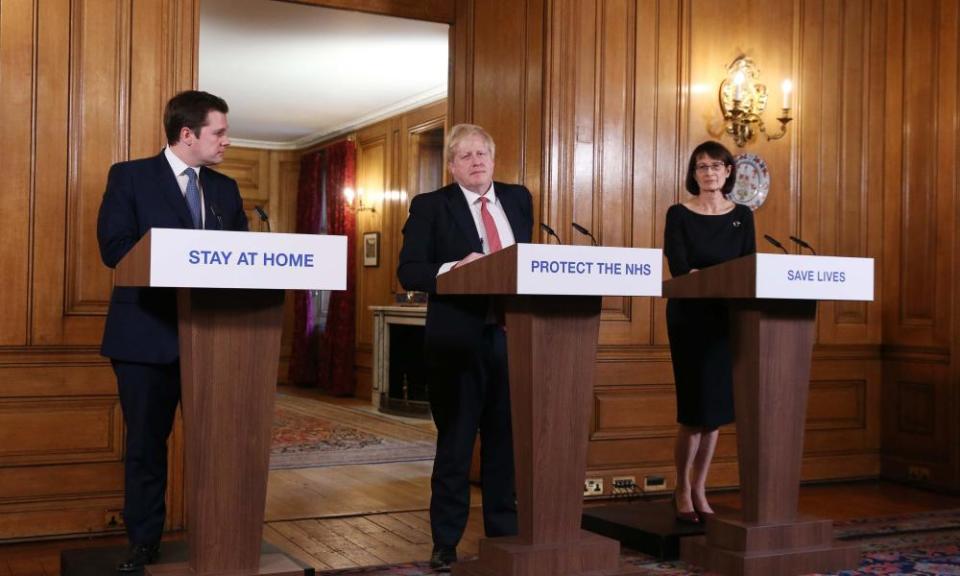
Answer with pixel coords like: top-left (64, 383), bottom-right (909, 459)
top-left (479, 196), bottom-right (503, 253)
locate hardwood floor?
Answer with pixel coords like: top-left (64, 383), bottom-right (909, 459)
top-left (266, 461), bottom-right (439, 521)
top-left (264, 511), bottom-right (483, 571)
top-left (2, 480), bottom-right (958, 575)
top-left (3, 391), bottom-right (958, 574)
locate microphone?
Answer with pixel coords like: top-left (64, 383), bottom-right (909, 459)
top-left (209, 202), bottom-right (224, 230)
top-left (254, 205), bottom-right (271, 232)
top-left (540, 222), bottom-right (562, 244)
top-left (763, 234), bottom-right (789, 254)
top-left (788, 235), bottom-right (817, 255)
top-left (571, 222), bottom-right (598, 246)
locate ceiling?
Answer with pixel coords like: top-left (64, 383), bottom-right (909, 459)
top-left (199, 0), bottom-right (449, 149)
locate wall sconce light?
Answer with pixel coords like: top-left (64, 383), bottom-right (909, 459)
top-left (343, 188), bottom-right (409, 212)
top-left (343, 187), bottom-right (376, 213)
top-left (719, 55), bottom-right (793, 147)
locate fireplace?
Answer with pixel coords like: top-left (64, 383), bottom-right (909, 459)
top-left (371, 305), bottom-right (430, 418)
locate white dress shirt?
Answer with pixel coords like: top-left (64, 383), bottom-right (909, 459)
top-left (164, 146), bottom-right (206, 228)
top-left (438, 183), bottom-right (516, 275)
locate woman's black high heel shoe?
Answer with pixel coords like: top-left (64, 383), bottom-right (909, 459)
top-left (673, 492), bottom-right (701, 524)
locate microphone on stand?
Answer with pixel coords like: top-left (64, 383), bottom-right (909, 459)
top-left (540, 223), bottom-right (562, 244)
top-left (209, 202), bottom-right (224, 230)
top-left (788, 235), bottom-right (817, 255)
top-left (571, 222), bottom-right (598, 246)
top-left (254, 205), bottom-right (271, 232)
top-left (763, 234), bottom-right (789, 254)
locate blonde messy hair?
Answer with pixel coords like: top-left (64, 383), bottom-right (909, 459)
top-left (446, 123), bottom-right (496, 163)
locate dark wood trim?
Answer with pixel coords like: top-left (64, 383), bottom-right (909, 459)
top-left (276, 0), bottom-right (454, 24)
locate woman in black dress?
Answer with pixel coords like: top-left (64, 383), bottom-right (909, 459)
top-left (664, 141), bottom-right (756, 523)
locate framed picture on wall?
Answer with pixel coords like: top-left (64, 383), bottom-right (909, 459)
top-left (363, 232), bottom-right (380, 267)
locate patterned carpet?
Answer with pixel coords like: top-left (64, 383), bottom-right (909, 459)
top-left (270, 394), bottom-right (436, 470)
top-left (312, 509), bottom-right (960, 575)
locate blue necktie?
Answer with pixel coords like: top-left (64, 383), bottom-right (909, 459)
top-left (185, 167), bottom-right (202, 229)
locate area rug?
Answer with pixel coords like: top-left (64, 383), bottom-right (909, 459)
top-left (270, 395), bottom-right (436, 470)
top-left (835, 507), bottom-right (960, 539)
top-left (310, 510), bottom-right (960, 575)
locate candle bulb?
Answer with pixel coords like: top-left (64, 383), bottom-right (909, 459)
top-left (733, 71), bottom-right (745, 101)
top-left (782, 79), bottom-right (793, 110)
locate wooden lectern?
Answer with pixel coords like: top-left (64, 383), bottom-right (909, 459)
top-left (664, 253), bottom-right (872, 576)
top-left (113, 228), bottom-right (346, 576)
top-left (438, 243), bottom-right (662, 576)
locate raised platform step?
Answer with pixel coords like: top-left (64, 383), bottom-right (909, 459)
top-left (580, 499), bottom-right (707, 559)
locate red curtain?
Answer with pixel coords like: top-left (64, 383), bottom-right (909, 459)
top-left (288, 151), bottom-right (323, 386)
top-left (317, 141), bottom-right (356, 396)
top-left (287, 140), bottom-right (356, 396)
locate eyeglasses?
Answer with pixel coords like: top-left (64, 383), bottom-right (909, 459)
top-left (695, 162), bottom-right (727, 173)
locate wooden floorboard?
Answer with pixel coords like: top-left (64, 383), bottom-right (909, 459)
top-left (266, 459), bottom-right (438, 521)
top-left (5, 389), bottom-right (959, 575)
top-left (2, 481), bottom-right (959, 575)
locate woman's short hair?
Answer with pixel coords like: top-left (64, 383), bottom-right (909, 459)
top-left (684, 140), bottom-right (737, 196)
top-left (446, 124), bottom-right (496, 162)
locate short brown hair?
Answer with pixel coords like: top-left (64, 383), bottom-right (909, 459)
top-left (164, 90), bottom-right (229, 145)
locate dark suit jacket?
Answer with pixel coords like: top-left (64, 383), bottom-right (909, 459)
top-left (97, 151), bottom-right (249, 364)
top-left (397, 182), bottom-right (533, 353)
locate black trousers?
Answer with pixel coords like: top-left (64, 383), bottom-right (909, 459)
top-left (428, 326), bottom-right (518, 548)
top-left (112, 360), bottom-right (181, 546)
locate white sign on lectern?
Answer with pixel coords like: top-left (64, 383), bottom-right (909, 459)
top-left (147, 228), bottom-right (347, 290)
top-left (755, 254), bottom-right (874, 301)
top-left (514, 244), bottom-right (662, 296)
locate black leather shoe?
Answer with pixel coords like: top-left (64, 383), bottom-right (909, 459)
top-left (117, 543), bottom-right (160, 572)
top-left (429, 544), bottom-right (457, 571)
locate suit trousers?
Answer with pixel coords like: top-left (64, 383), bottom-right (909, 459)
top-left (112, 360), bottom-right (181, 545)
top-left (428, 325), bottom-right (518, 548)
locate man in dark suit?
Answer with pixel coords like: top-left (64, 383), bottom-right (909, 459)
top-left (96, 90), bottom-right (248, 572)
top-left (397, 124), bottom-right (533, 570)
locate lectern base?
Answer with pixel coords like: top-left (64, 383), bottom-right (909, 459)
top-left (452, 530), bottom-right (621, 576)
top-left (680, 515), bottom-right (860, 576)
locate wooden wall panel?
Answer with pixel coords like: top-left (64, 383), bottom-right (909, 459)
top-left (452, 0), bottom-right (543, 213)
top-left (0, 399), bottom-right (122, 466)
top-left (2, 0), bottom-right (958, 544)
top-left (525, 0), bottom-right (890, 491)
top-left (881, 0), bottom-right (959, 490)
top-left (799, 0), bottom-right (885, 345)
top-left (0, 0), bottom-right (35, 346)
top-left (0, 0), bottom-right (195, 541)
top-left (31, 0), bottom-right (72, 346)
top-left (66, 0), bottom-right (130, 316)
top-left (219, 146), bottom-right (271, 227)
top-left (355, 125), bottom-right (391, 399)
top-left (648, 0), bottom-right (683, 348)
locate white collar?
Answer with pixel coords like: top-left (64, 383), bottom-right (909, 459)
top-left (164, 146), bottom-right (200, 177)
top-left (458, 182), bottom-right (496, 205)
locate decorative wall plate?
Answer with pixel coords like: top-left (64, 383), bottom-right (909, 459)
top-left (730, 153), bottom-right (770, 210)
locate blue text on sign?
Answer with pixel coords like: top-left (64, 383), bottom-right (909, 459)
top-left (529, 260), bottom-right (652, 276)
top-left (786, 269), bottom-right (846, 282)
